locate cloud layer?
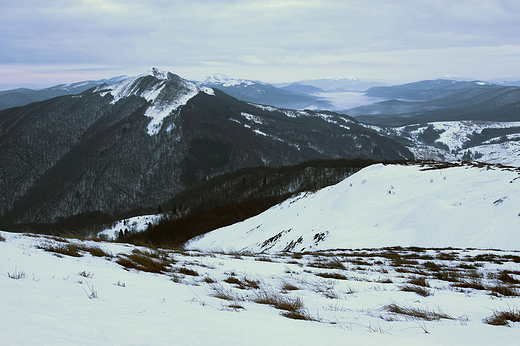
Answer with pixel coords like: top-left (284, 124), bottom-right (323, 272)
top-left (1, 0), bottom-right (520, 86)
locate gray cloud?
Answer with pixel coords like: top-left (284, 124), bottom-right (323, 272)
top-left (1, 0), bottom-right (520, 86)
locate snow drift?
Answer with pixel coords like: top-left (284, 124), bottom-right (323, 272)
top-left (186, 162), bottom-right (520, 252)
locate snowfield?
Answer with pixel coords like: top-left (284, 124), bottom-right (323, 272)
top-left (2, 231), bottom-right (520, 345)
top-left (187, 162), bottom-right (520, 252)
top-left (3, 162), bottom-right (520, 344)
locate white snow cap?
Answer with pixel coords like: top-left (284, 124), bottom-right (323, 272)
top-left (203, 73), bottom-right (255, 87)
top-left (96, 68), bottom-right (214, 135)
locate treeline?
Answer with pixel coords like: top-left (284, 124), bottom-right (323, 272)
top-left (4, 158), bottom-right (381, 240)
top-left (125, 195), bottom-right (288, 247)
top-left (162, 158), bottom-right (376, 217)
top-left (126, 158), bottom-right (378, 247)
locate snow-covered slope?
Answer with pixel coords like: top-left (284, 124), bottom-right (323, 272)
top-left (3, 231), bottom-right (520, 345)
top-left (367, 120), bottom-right (520, 166)
top-left (96, 68), bottom-right (214, 135)
top-left (186, 162), bottom-right (520, 252)
top-left (97, 214), bottom-right (163, 240)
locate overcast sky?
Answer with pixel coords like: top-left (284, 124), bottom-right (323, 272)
top-left (1, 0), bottom-right (520, 89)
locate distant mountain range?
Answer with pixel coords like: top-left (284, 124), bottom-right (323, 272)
top-left (202, 74), bottom-right (332, 110)
top-left (0, 76), bottom-right (126, 111)
top-left (348, 79), bottom-right (520, 126)
top-left (2, 69), bottom-right (520, 234)
top-left (285, 78), bottom-right (389, 92)
top-left (0, 68), bottom-right (412, 226)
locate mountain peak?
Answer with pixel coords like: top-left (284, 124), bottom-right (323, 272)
top-left (140, 67), bottom-right (174, 81)
top-left (96, 69), bottom-right (214, 135)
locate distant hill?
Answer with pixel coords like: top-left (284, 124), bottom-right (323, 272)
top-left (202, 74), bottom-right (332, 109)
top-left (0, 76), bottom-right (126, 110)
top-left (348, 79), bottom-right (520, 126)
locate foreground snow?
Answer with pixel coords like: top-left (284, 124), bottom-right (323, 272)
top-left (2, 231), bottom-right (520, 345)
top-left (187, 162), bottom-right (520, 252)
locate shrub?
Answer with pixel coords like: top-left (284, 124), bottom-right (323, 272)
top-left (432, 270), bottom-right (461, 282)
top-left (0, 234), bottom-right (5, 242)
top-left (280, 309), bottom-right (318, 321)
top-left (422, 261), bottom-right (443, 271)
top-left (452, 279), bottom-right (486, 291)
top-left (203, 276), bottom-right (216, 284)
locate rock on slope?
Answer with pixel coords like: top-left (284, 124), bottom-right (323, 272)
top-left (186, 162), bottom-right (520, 252)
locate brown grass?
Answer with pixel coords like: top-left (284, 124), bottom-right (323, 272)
top-left (484, 307), bottom-right (520, 326)
top-left (384, 303), bottom-right (454, 321)
top-left (399, 284), bottom-right (433, 297)
top-left (116, 249), bottom-right (171, 273)
top-left (37, 242), bottom-right (82, 257)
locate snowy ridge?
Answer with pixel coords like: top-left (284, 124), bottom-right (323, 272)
top-left (96, 68), bottom-right (214, 135)
top-left (366, 121), bottom-right (520, 166)
top-left (203, 73), bottom-right (256, 87)
top-left (186, 162), bottom-right (520, 252)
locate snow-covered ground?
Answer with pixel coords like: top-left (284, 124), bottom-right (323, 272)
top-left (97, 214), bottom-right (164, 240)
top-left (2, 231), bottom-right (520, 345)
top-left (187, 162), bottom-right (520, 252)
top-left (368, 121), bottom-right (520, 166)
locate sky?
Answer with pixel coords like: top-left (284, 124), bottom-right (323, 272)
top-left (1, 0), bottom-right (520, 89)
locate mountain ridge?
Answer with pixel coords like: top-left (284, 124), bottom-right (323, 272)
top-left (186, 161), bottom-right (520, 252)
top-left (0, 68), bottom-right (412, 225)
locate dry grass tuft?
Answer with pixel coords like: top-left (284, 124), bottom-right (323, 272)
top-left (253, 290), bottom-right (304, 312)
top-left (116, 249), bottom-right (171, 273)
top-left (310, 257), bottom-right (346, 270)
top-left (175, 267), bottom-right (200, 276)
top-left (488, 284), bottom-right (520, 297)
top-left (37, 242), bottom-right (82, 257)
top-left (484, 306), bottom-right (520, 326)
top-left (8, 267), bottom-right (27, 280)
top-left (383, 303), bottom-right (453, 321)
